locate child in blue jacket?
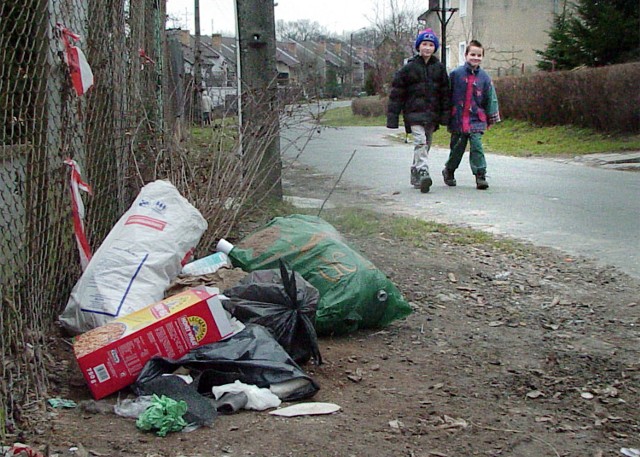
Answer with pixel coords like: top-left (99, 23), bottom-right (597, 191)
top-left (443, 40), bottom-right (500, 190)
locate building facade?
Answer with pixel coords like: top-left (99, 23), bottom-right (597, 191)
top-left (420, 0), bottom-right (566, 76)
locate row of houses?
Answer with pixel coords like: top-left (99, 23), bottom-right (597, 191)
top-left (167, 29), bottom-right (376, 108)
top-left (168, 0), bottom-right (564, 111)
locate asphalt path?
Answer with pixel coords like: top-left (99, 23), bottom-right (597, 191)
top-left (281, 122), bottom-right (640, 279)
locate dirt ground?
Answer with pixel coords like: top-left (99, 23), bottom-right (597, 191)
top-left (14, 162), bottom-right (640, 457)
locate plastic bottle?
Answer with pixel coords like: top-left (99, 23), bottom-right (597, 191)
top-left (215, 238), bottom-right (253, 269)
top-left (181, 251), bottom-right (231, 275)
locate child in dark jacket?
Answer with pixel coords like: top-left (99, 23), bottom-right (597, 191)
top-left (387, 29), bottom-right (450, 193)
top-left (443, 40), bottom-right (500, 190)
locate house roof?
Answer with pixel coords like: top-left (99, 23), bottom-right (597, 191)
top-left (276, 45), bottom-right (299, 67)
top-left (323, 47), bottom-right (345, 67)
top-left (171, 30), bottom-right (376, 72)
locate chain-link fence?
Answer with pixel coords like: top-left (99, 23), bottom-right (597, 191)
top-left (0, 0), bottom-right (169, 436)
top-left (1, 0), bottom-right (321, 438)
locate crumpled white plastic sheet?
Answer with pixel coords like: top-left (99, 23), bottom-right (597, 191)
top-left (211, 380), bottom-right (281, 411)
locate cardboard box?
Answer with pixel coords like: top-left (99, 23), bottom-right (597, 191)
top-left (73, 287), bottom-right (233, 399)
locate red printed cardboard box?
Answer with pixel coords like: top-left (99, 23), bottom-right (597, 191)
top-left (73, 287), bottom-right (233, 399)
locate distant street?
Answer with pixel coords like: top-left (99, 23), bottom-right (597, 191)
top-left (281, 121), bottom-right (640, 279)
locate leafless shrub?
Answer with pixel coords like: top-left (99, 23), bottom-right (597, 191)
top-left (352, 96), bottom-right (388, 117)
top-left (154, 80), bottom-right (324, 255)
top-left (495, 62), bottom-right (640, 133)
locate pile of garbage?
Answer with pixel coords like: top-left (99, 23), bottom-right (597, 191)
top-left (52, 180), bottom-right (412, 436)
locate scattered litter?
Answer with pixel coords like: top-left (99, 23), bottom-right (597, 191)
top-left (436, 415), bottom-right (468, 430)
top-left (2, 444), bottom-right (46, 457)
top-left (165, 267), bottom-right (248, 297)
top-left (269, 402), bottom-right (341, 417)
top-left (541, 322), bottom-right (561, 331)
top-left (347, 368), bottom-right (363, 383)
top-left (67, 444), bottom-right (89, 457)
top-left (136, 394), bottom-right (188, 437)
top-left (494, 271), bottom-right (511, 280)
top-left (211, 380), bottom-right (281, 411)
top-left (182, 252), bottom-right (231, 276)
top-left (595, 386), bottom-right (619, 398)
top-left (140, 374), bottom-right (217, 426)
top-left (526, 390), bottom-right (545, 399)
top-left (621, 449), bottom-right (640, 457)
top-left (47, 398), bottom-right (77, 408)
top-left (114, 396), bottom-right (154, 419)
top-left (389, 419), bottom-right (404, 430)
top-left (214, 392), bottom-right (248, 415)
top-left (580, 391), bottom-right (595, 400)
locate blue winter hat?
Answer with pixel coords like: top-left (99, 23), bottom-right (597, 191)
top-left (414, 28), bottom-right (439, 52)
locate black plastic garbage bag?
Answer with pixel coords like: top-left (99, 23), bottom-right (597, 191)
top-left (222, 260), bottom-right (322, 365)
top-left (133, 324), bottom-right (319, 402)
top-left (140, 375), bottom-right (217, 426)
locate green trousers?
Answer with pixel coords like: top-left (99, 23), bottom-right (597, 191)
top-left (445, 132), bottom-right (487, 175)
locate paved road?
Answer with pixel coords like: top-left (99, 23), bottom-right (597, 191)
top-left (282, 123), bottom-right (640, 279)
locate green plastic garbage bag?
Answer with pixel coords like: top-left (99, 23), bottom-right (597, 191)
top-left (136, 394), bottom-right (188, 436)
top-left (217, 214), bottom-right (412, 335)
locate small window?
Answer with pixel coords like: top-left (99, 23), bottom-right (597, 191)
top-left (460, 0), bottom-right (467, 16)
top-left (458, 42), bottom-right (466, 66)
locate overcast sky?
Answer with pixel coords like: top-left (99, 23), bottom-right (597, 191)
top-left (166, 0), bottom-right (405, 36)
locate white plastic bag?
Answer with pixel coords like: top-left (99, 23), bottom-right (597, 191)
top-left (211, 380), bottom-right (281, 411)
top-left (60, 180), bottom-right (207, 333)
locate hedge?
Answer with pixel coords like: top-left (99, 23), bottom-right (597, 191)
top-left (495, 62), bottom-right (640, 134)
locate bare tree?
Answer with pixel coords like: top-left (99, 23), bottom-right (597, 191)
top-left (276, 19), bottom-right (333, 42)
top-left (367, 0), bottom-right (423, 95)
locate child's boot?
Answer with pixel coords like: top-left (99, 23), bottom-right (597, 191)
top-left (410, 167), bottom-right (419, 188)
top-left (442, 168), bottom-right (456, 186)
top-left (475, 170), bottom-right (489, 190)
top-left (419, 169), bottom-right (433, 193)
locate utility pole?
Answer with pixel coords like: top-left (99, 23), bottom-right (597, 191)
top-left (429, 0), bottom-right (458, 68)
top-left (236, 0), bottom-right (282, 199)
top-left (348, 28), bottom-right (366, 98)
top-left (193, 0), bottom-right (202, 125)
top-left (349, 32), bottom-right (354, 97)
